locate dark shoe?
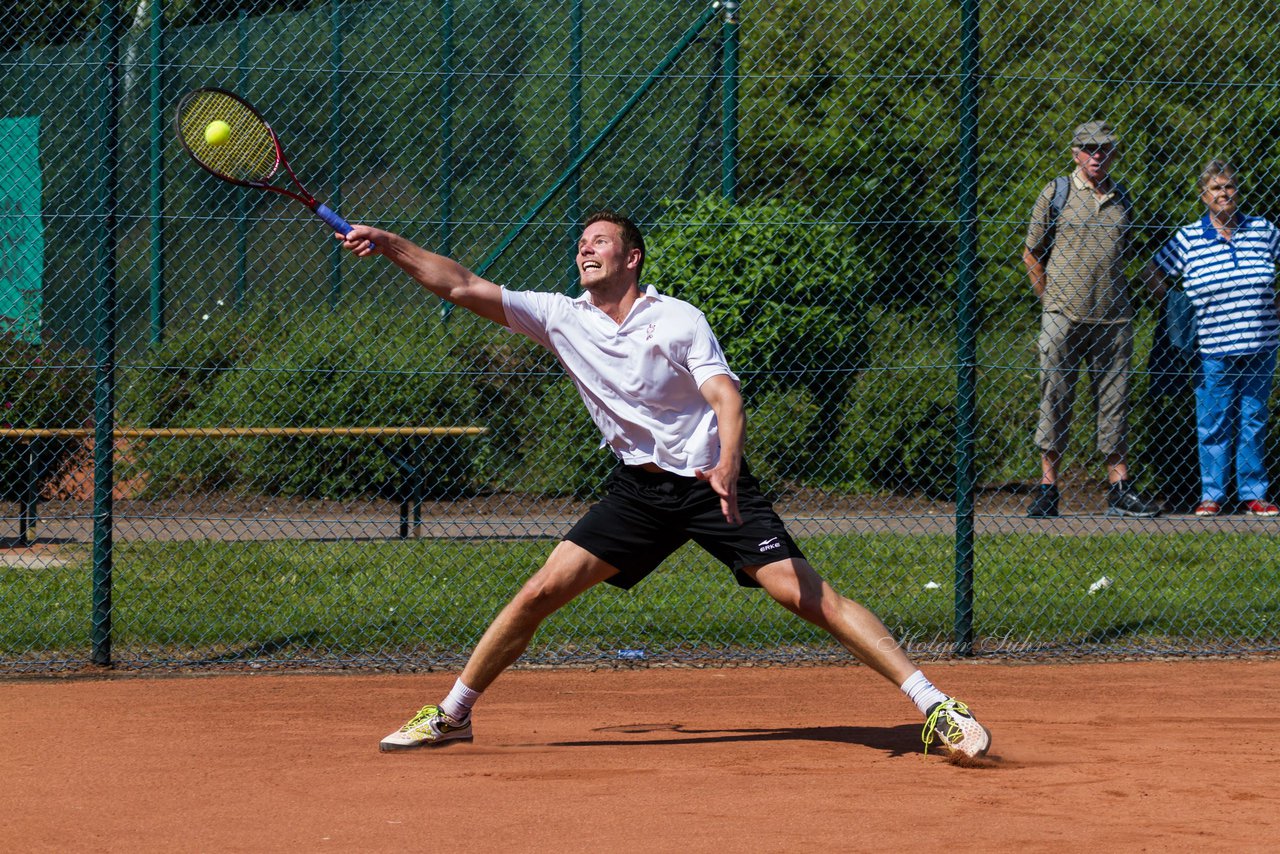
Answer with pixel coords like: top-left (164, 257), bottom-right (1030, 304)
top-left (1106, 481), bottom-right (1161, 518)
top-left (1027, 484), bottom-right (1059, 518)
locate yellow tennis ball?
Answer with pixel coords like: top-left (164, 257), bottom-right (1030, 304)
top-left (204, 120), bottom-right (231, 147)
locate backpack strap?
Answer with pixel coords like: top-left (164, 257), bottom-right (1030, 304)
top-left (1051, 175), bottom-right (1070, 219)
top-left (1043, 176), bottom-right (1070, 256)
top-left (1113, 180), bottom-right (1134, 228)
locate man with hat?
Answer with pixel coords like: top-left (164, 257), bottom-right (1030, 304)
top-left (1022, 120), bottom-right (1161, 518)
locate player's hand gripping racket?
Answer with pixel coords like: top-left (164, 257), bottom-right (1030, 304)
top-left (174, 87), bottom-right (368, 243)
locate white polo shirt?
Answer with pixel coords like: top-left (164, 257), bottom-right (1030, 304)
top-left (502, 285), bottom-right (739, 475)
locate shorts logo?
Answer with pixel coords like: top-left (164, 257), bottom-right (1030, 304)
top-left (758, 537), bottom-right (781, 552)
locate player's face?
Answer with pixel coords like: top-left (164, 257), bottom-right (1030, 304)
top-left (1201, 174), bottom-right (1239, 220)
top-left (577, 221), bottom-right (640, 291)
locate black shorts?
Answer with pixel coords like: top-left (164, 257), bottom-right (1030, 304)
top-left (565, 463), bottom-right (805, 590)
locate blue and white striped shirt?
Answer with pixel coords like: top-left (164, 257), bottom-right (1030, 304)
top-left (1153, 214), bottom-right (1280, 356)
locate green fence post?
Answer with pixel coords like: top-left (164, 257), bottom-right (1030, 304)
top-left (952, 0), bottom-right (981, 657)
top-left (148, 0), bottom-right (166, 344)
top-left (678, 30), bottom-right (722, 199)
top-left (567, 0), bottom-right (583, 296)
top-left (327, 0), bottom-right (345, 309)
top-left (91, 0), bottom-right (123, 667)
top-left (235, 10), bottom-right (249, 312)
top-left (720, 0), bottom-right (739, 204)
top-left (438, 0), bottom-right (455, 318)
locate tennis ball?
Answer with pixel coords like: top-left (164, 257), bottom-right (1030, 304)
top-left (204, 120), bottom-right (231, 147)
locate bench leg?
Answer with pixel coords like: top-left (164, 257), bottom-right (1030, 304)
top-left (20, 442), bottom-right (39, 545)
top-left (407, 448), bottom-right (425, 538)
top-left (397, 475), bottom-right (423, 539)
top-left (387, 440), bottom-right (426, 540)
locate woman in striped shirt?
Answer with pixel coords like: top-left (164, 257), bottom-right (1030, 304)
top-left (1145, 159), bottom-right (1280, 517)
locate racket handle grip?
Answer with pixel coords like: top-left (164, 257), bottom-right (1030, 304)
top-left (314, 203), bottom-right (375, 250)
top-left (313, 203), bottom-right (352, 233)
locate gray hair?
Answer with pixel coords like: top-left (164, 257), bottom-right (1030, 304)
top-left (1197, 158), bottom-right (1237, 194)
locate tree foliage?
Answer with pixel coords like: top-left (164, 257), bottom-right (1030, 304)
top-left (647, 194), bottom-right (873, 472)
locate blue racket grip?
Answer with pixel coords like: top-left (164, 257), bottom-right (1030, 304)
top-left (315, 203), bottom-right (375, 249)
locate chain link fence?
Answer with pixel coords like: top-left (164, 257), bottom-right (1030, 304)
top-left (2, 0), bottom-right (1279, 672)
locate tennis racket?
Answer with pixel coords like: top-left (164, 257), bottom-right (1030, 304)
top-left (174, 87), bottom-right (363, 240)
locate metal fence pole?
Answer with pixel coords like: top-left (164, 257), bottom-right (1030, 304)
top-left (567, 0), bottom-right (583, 296)
top-left (437, 0), bottom-right (455, 318)
top-left (91, 0), bottom-right (123, 667)
top-left (951, 0), bottom-right (982, 657)
top-left (148, 0), bottom-right (165, 344)
top-left (234, 10), bottom-right (249, 312)
top-left (678, 31), bottom-right (722, 200)
top-left (327, 0), bottom-right (345, 309)
top-left (719, 0), bottom-right (739, 204)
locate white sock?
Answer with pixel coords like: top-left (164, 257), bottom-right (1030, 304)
top-left (900, 670), bottom-right (949, 717)
top-left (439, 678), bottom-right (481, 721)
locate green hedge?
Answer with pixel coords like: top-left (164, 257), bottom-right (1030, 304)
top-left (117, 300), bottom-right (504, 498)
top-left (0, 335), bottom-right (93, 501)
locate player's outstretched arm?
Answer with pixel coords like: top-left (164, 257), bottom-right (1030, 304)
top-left (337, 225), bottom-right (507, 326)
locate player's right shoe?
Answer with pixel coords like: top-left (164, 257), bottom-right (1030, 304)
top-left (922, 698), bottom-right (991, 760)
top-left (379, 704), bottom-right (473, 752)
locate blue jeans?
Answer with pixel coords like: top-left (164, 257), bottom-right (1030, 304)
top-left (1195, 349), bottom-right (1277, 502)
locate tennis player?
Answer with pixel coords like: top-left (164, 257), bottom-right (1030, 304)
top-left (337, 210), bottom-right (992, 761)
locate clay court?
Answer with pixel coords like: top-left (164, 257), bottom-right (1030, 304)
top-left (4, 658), bottom-right (1279, 852)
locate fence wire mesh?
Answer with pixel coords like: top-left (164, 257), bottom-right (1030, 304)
top-left (2, 0), bottom-right (1279, 672)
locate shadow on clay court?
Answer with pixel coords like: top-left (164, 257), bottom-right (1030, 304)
top-left (550, 722), bottom-right (925, 757)
top-left (187, 630), bottom-right (328, 664)
top-left (1079, 619), bottom-right (1151, 645)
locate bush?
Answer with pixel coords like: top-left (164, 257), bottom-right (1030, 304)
top-left (129, 303), bottom-right (488, 499)
top-left (0, 335), bottom-right (94, 501)
top-left (744, 387), bottom-right (821, 488)
top-left (503, 378), bottom-right (614, 498)
top-left (844, 366), bottom-right (967, 498)
top-left (647, 194), bottom-right (874, 477)
top-left (119, 313), bottom-right (274, 427)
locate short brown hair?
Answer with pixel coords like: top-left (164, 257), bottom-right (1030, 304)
top-left (585, 210), bottom-right (645, 280)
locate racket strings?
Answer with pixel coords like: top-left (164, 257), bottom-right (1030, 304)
top-left (177, 91), bottom-right (278, 184)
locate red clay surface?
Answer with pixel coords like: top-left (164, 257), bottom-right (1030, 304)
top-left (4, 659), bottom-right (1279, 852)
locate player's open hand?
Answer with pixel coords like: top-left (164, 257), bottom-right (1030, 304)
top-left (695, 462), bottom-right (742, 526)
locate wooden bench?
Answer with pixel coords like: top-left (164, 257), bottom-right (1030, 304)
top-left (0, 426), bottom-right (488, 544)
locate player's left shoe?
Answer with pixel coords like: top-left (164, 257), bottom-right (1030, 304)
top-left (379, 704), bottom-right (473, 752)
top-left (922, 698), bottom-right (991, 759)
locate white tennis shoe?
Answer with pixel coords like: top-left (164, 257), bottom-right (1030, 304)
top-left (922, 698), bottom-right (991, 760)
top-left (380, 704), bottom-right (473, 751)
